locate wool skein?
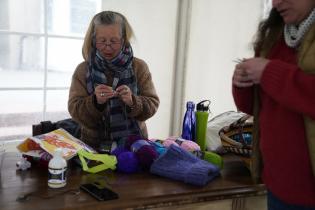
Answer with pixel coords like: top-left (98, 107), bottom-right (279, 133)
top-left (111, 146), bottom-right (140, 173)
top-left (125, 134), bottom-right (143, 149)
top-left (129, 139), bottom-right (158, 170)
top-left (162, 136), bottom-right (200, 152)
top-left (148, 140), bottom-right (166, 156)
top-left (175, 138), bottom-right (200, 152)
top-left (116, 151), bottom-right (140, 173)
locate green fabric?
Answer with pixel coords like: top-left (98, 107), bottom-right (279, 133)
top-left (298, 23), bottom-right (315, 178)
top-left (77, 149), bottom-right (117, 173)
top-left (252, 22), bottom-right (315, 181)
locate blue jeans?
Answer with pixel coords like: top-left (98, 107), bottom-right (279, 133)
top-left (267, 191), bottom-right (315, 210)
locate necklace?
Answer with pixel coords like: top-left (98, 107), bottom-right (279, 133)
top-left (284, 8), bottom-right (315, 48)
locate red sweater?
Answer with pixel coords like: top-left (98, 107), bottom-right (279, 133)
top-left (233, 38), bottom-right (315, 206)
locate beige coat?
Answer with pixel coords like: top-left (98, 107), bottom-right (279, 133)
top-left (68, 57), bottom-right (159, 148)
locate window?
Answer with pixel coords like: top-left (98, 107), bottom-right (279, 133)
top-left (0, 0), bottom-right (266, 147)
top-left (0, 0), bottom-right (101, 142)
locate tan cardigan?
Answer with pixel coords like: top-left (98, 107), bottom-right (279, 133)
top-left (68, 57), bottom-right (159, 148)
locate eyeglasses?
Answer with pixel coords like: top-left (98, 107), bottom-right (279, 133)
top-left (95, 39), bottom-right (122, 49)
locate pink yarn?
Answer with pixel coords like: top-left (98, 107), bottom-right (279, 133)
top-left (180, 140), bottom-right (200, 152)
top-left (152, 136), bottom-right (200, 152)
top-left (166, 136), bottom-right (177, 141)
top-left (163, 136), bottom-right (201, 152)
top-left (162, 139), bottom-right (179, 148)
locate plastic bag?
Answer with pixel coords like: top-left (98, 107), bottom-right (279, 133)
top-left (206, 111), bottom-right (247, 152)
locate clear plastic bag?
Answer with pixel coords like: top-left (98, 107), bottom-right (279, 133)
top-left (206, 111), bottom-right (247, 152)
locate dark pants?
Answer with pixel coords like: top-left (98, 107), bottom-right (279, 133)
top-left (267, 191), bottom-right (315, 210)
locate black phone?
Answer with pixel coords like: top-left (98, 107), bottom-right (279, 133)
top-left (80, 183), bottom-right (119, 201)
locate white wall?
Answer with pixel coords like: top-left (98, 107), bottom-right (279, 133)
top-left (185, 0), bottom-right (263, 117)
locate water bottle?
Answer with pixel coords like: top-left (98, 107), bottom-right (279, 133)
top-left (48, 148), bottom-right (67, 188)
top-left (181, 101), bottom-right (196, 141)
top-left (196, 100), bottom-right (211, 151)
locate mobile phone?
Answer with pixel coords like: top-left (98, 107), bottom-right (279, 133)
top-left (80, 183), bottom-right (119, 201)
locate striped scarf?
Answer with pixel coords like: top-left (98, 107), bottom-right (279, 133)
top-left (86, 44), bottom-right (141, 146)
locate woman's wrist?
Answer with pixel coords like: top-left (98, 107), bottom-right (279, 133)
top-left (93, 94), bottom-right (106, 111)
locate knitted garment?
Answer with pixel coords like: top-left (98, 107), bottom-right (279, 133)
top-left (86, 44), bottom-right (141, 143)
top-left (150, 145), bottom-right (220, 186)
top-left (284, 8), bottom-right (315, 48)
top-left (233, 37), bottom-right (315, 205)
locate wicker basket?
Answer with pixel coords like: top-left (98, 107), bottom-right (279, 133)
top-left (219, 115), bottom-right (253, 157)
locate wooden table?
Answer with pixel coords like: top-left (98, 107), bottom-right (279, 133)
top-left (0, 152), bottom-right (266, 210)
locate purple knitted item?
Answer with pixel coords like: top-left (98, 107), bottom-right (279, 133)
top-left (150, 144), bottom-right (220, 186)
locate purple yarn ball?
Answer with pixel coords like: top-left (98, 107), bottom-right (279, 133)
top-left (117, 151), bottom-right (140, 173)
top-left (125, 135), bottom-right (144, 149)
top-left (136, 145), bottom-right (158, 170)
top-left (111, 146), bottom-right (129, 157)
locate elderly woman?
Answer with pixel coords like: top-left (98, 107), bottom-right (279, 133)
top-left (68, 11), bottom-right (159, 153)
top-left (232, 0), bottom-right (315, 209)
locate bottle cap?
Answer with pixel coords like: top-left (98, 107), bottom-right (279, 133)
top-left (186, 101), bottom-right (195, 109)
top-left (196, 100), bottom-right (211, 112)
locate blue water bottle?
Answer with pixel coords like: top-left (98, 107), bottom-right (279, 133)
top-left (181, 101), bottom-right (196, 141)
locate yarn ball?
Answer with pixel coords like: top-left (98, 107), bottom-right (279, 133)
top-left (131, 140), bottom-right (158, 169)
top-left (178, 139), bottom-right (200, 152)
top-left (165, 136), bottom-right (177, 141)
top-left (116, 151), bottom-right (140, 173)
top-left (125, 134), bottom-right (143, 149)
top-left (111, 146), bottom-right (129, 157)
top-left (162, 139), bottom-right (179, 148)
top-left (149, 141), bottom-right (167, 156)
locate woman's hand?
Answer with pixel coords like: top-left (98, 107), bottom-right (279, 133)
top-left (232, 57), bottom-right (269, 87)
top-left (116, 85), bottom-right (133, 106)
top-left (94, 84), bottom-right (115, 104)
top-left (233, 60), bottom-right (254, 88)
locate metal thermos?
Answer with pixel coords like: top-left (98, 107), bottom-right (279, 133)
top-left (181, 101), bottom-right (196, 141)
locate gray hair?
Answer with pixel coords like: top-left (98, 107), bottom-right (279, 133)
top-left (82, 11), bottom-right (134, 61)
top-left (93, 11), bottom-right (125, 37)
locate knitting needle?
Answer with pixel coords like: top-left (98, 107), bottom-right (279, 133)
top-left (232, 58), bottom-right (244, 64)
